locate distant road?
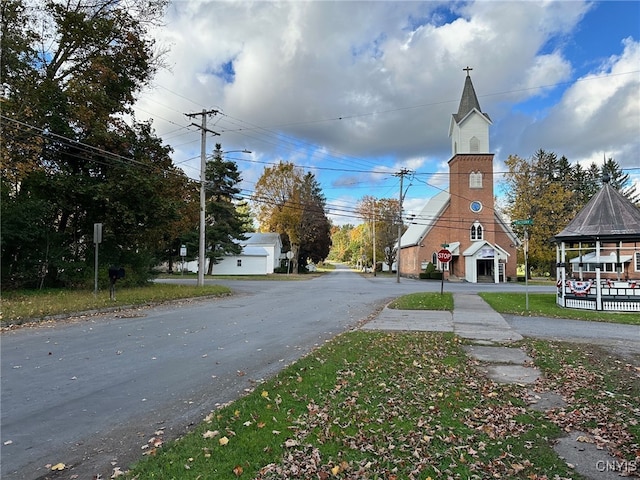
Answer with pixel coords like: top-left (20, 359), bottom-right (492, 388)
top-left (3, 266), bottom-right (634, 480)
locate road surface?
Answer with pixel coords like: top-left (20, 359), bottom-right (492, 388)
top-left (1, 266), bottom-right (635, 479)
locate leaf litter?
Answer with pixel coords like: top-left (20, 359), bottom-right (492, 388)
top-left (127, 332), bottom-right (638, 479)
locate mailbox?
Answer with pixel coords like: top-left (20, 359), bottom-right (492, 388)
top-left (109, 266), bottom-right (125, 281)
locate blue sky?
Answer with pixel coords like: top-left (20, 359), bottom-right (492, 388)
top-left (134, 1), bottom-right (640, 226)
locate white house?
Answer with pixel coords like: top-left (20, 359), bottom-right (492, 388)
top-left (184, 232), bottom-right (283, 275)
top-left (242, 233), bottom-right (283, 273)
top-left (208, 245), bottom-right (270, 275)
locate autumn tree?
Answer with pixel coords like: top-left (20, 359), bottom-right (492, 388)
top-left (252, 162), bottom-right (331, 272)
top-left (357, 196), bottom-right (401, 270)
top-left (504, 151), bottom-right (576, 274)
top-left (503, 149), bottom-right (635, 276)
top-left (0, 0), bottom-right (185, 289)
top-left (328, 224), bottom-right (356, 262)
top-left (204, 144), bottom-right (251, 273)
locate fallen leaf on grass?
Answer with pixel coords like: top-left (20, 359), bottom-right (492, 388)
top-left (203, 430), bottom-right (219, 439)
top-left (219, 436), bottom-right (229, 445)
top-left (233, 465), bottom-right (244, 476)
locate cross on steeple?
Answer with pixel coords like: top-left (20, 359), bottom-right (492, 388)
top-left (463, 66), bottom-right (473, 76)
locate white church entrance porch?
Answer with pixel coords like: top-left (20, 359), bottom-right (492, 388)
top-left (463, 241), bottom-right (510, 283)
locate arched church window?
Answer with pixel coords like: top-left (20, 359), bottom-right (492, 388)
top-left (432, 252), bottom-right (437, 265)
top-left (470, 222), bottom-right (483, 241)
top-left (469, 171), bottom-right (483, 188)
top-left (470, 136), bottom-right (479, 152)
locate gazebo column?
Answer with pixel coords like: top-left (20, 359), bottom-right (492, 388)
top-left (595, 240), bottom-right (602, 310)
top-left (558, 242), bottom-right (566, 307)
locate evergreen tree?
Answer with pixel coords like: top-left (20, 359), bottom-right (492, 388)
top-left (205, 144), bottom-right (251, 273)
top-left (601, 157), bottom-right (639, 204)
top-left (297, 172), bottom-right (332, 269)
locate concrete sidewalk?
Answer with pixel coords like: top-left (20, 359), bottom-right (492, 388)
top-left (361, 293), bottom-right (630, 480)
top-left (362, 293), bottom-right (522, 344)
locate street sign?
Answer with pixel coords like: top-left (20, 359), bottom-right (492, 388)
top-left (437, 249), bottom-right (452, 263)
top-left (93, 223), bottom-right (103, 244)
top-left (513, 219), bottom-right (533, 226)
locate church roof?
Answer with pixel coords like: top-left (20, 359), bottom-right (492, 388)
top-left (400, 190), bottom-right (449, 247)
top-left (452, 73), bottom-right (491, 124)
top-left (554, 181), bottom-right (640, 242)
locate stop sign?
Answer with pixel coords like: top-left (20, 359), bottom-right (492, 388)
top-left (437, 249), bottom-right (452, 263)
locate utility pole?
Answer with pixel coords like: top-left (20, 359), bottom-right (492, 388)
top-left (185, 109), bottom-right (219, 287)
top-left (372, 204), bottom-right (376, 277)
top-left (394, 168), bottom-right (411, 283)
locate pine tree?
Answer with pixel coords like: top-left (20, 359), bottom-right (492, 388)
top-left (205, 144), bottom-right (251, 272)
top-left (601, 157), bottom-right (639, 204)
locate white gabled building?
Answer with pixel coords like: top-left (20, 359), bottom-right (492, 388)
top-left (185, 232), bottom-right (283, 275)
top-left (242, 233), bottom-right (283, 274)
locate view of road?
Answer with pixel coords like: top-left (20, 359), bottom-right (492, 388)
top-left (1, 265), bottom-right (636, 479)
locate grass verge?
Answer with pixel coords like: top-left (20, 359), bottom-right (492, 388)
top-left (479, 292), bottom-right (640, 325)
top-left (387, 292), bottom-right (453, 310)
top-left (1, 283), bottom-right (231, 325)
top-left (124, 331), bottom-right (639, 479)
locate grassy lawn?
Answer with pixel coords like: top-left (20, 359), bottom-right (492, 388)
top-left (387, 292), bottom-right (453, 310)
top-left (479, 292), bottom-right (640, 325)
top-left (124, 331), bottom-right (639, 479)
top-left (1, 283), bottom-right (231, 325)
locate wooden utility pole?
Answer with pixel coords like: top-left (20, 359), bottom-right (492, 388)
top-left (394, 168), bottom-right (411, 283)
top-left (185, 109), bottom-right (219, 287)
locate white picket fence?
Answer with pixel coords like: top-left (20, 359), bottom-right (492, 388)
top-left (557, 280), bottom-right (640, 312)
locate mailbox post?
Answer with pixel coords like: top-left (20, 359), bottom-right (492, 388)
top-left (93, 223), bottom-right (102, 295)
top-left (108, 266), bottom-right (125, 301)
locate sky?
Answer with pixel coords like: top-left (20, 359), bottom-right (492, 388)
top-left (132, 0), bottom-right (640, 226)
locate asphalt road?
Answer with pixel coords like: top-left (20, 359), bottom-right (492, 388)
top-left (1, 265), bottom-right (636, 479)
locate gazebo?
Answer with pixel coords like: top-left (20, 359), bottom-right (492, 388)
top-left (554, 177), bottom-right (640, 312)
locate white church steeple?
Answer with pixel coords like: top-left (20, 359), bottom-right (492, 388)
top-left (448, 67), bottom-right (492, 155)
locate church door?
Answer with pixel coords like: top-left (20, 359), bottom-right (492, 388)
top-left (477, 259), bottom-right (494, 282)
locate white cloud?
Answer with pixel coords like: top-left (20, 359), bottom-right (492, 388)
top-left (514, 37), bottom-right (640, 167)
top-left (134, 0), bottom-right (639, 217)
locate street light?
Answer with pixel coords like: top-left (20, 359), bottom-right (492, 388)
top-left (197, 148), bottom-right (252, 286)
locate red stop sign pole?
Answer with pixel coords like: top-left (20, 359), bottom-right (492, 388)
top-left (436, 249), bottom-right (451, 294)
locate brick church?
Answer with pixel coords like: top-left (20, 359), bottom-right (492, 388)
top-left (399, 69), bottom-right (519, 283)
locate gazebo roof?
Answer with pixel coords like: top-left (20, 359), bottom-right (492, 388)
top-left (554, 181), bottom-right (640, 242)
